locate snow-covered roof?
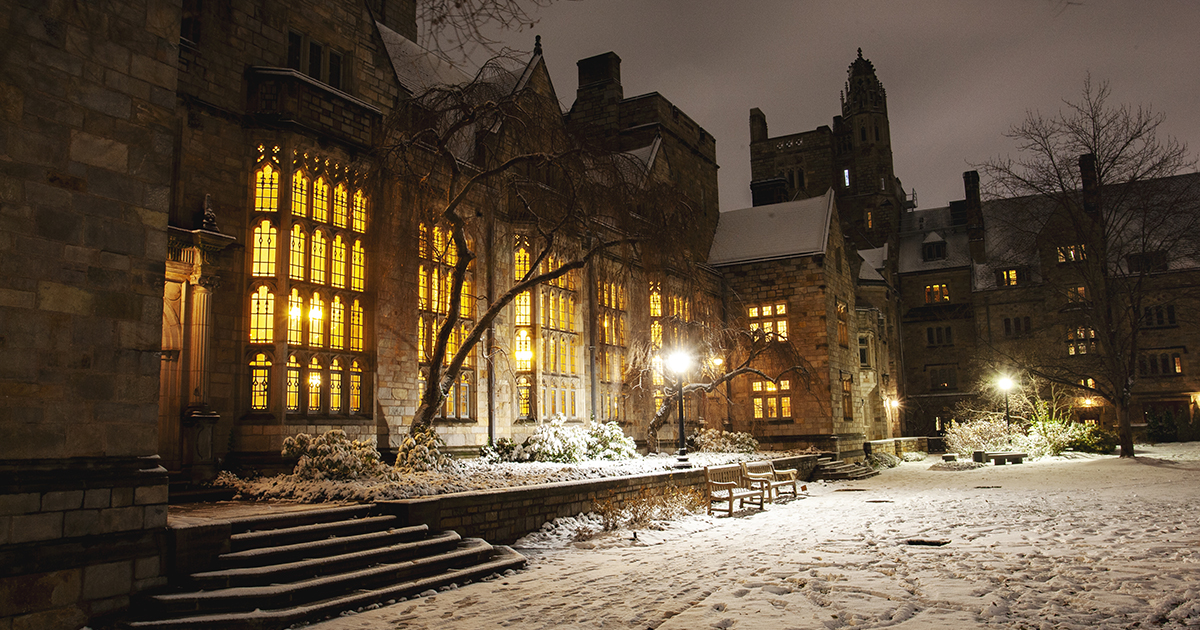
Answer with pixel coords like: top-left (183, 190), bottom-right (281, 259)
top-left (376, 22), bottom-right (473, 94)
top-left (897, 206), bottom-right (972, 274)
top-left (708, 190), bottom-right (835, 266)
top-left (858, 243), bottom-right (888, 282)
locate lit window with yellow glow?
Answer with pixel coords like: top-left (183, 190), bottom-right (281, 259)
top-left (351, 240), bottom-right (365, 292)
top-left (289, 225), bottom-right (306, 281)
top-left (309, 292), bottom-right (324, 347)
top-left (312, 177), bottom-right (329, 223)
top-left (291, 171), bottom-right (308, 218)
top-left (287, 289), bottom-right (303, 344)
top-left (252, 220), bottom-right (277, 277)
top-left (332, 183), bottom-right (348, 228)
top-left (286, 355), bottom-right (301, 412)
top-left (331, 235), bottom-right (346, 288)
top-left (250, 285), bottom-right (274, 343)
top-left (748, 303), bottom-right (788, 340)
top-left (352, 190), bottom-right (366, 233)
top-left (349, 361), bottom-right (362, 413)
top-left (311, 230), bottom-right (327, 285)
top-left (751, 379), bottom-right (792, 420)
top-left (330, 296), bottom-right (344, 350)
top-left (256, 164), bottom-right (279, 213)
top-left (329, 359), bottom-right (343, 413)
top-left (307, 357), bottom-right (322, 412)
top-left (350, 299), bottom-right (363, 352)
top-left (249, 353), bottom-right (271, 411)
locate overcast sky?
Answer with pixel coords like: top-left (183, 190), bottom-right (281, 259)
top-left (475, 0), bottom-right (1200, 213)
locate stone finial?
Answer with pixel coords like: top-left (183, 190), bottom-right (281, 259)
top-left (534, 35), bottom-right (542, 56)
top-left (202, 193), bottom-right (220, 232)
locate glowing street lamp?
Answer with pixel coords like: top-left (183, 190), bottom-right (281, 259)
top-left (665, 350), bottom-right (692, 468)
top-left (998, 376), bottom-right (1014, 431)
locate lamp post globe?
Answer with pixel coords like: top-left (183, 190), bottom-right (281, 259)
top-left (666, 350), bottom-right (692, 468)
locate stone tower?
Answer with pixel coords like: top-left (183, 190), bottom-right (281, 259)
top-left (748, 49), bottom-right (910, 250)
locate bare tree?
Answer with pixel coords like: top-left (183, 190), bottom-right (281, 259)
top-left (976, 77), bottom-right (1200, 457)
top-left (416, 0), bottom-right (558, 61)
top-left (381, 54), bottom-right (700, 433)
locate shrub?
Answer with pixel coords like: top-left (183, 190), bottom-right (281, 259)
top-left (479, 416), bottom-right (639, 463)
top-left (691, 428), bottom-right (759, 454)
top-left (1019, 417), bottom-right (1084, 458)
top-left (1068, 425), bottom-right (1118, 454)
top-left (943, 417), bottom-right (1022, 456)
top-left (281, 430), bottom-right (388, 480)
top-left (1146, 409), bottom-right (1179, 443)
top-left (394, 423), bottom-right (457, 473)
top-left (594, 487), bottom-right (706, 531)
top-left (867, 452), bottom-right (901, 470)
top-left (900, 451), bottom-right (927, 462)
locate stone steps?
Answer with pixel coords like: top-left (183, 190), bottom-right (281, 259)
top-left (126, 505), bottom-right (526, 630)
top-left (813, 458), bottom-right (880, 481)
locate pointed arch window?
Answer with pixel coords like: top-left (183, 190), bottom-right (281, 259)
top-left (331, 235), bottom-right (346, 288)
top-left (255, 164), bottom-right (279, 213)
top-left (349, 361), bottom-right (362, 413)
top-left (332, 183), bottom-right (349, 228)
top-left (287, 289), bottom-right (303, 344)
top-left (249, 353), bottom-right (271, 411)
top-left (291, 171), bottom-right (308, 218)
top-left (351, 240), bottom-right (365, 292)
top-left (311, 230), bottom-right (327, 285)
top-left (330, 296), bottom-right (345, 350)
top-left (306, 357), bottom-right (322, 412)
top-left (309, 292), bottom-right (325, 347)
top-left (251, 220), bottom-right (277, 277)
top-left (352, 190), bottom-right (367, 233)
top-left (350, 299), bottom-right (363, 352)
top-left (286, 355), bottom-right (301, 412)
top-left (249, 286), bottom-right (274, 343)
top-left (329, 359), bottom-right (344, 413)
top-left (312, 177), bottom-right (329, 223)
top-left (289, 225), bottom-right (307, 281)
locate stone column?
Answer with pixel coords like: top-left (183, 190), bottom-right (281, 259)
top-left (186, 274), bottom-right (216, 408)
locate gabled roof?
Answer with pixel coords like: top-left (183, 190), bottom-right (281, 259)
top-left (707, 189), bottom-right (835, 266)
top-left (375, 22), bottom-right (472, 94)
top-left (897, 205), bottom-right (972, 274)
top-left (858, 244), bottom-right (888, 282)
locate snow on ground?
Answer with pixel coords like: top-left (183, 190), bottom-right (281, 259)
top-left (304, 443), bottom-right (1200, 629)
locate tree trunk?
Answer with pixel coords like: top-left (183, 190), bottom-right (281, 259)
top-left (645, 396), bottom-right (677, 453)
top-left (1116, 401), bottom-right (1135, 458)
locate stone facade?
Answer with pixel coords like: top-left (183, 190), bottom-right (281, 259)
top-left (0, 0), bottom-right (178, 625)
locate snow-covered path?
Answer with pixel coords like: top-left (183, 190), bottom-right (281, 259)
top-left (307, 444), bottom-right (1200, 629)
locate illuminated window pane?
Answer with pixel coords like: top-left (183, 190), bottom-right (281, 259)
top-left (781, 397), bottom-right (791, 418)
top-left (515, 291), bottom-right (531, 326)
top-left (753, 398), bottom-right (764, 419)
top-left (289, 225), bottom-right (307, 280)
top-left (460, 277), bottom-right (472, 318)
top-left (311, 230), bottom-right (327, 285)
top-left (418, 265), bottom-right (429, 311)
top-left (308, 293), bottom-right (325, 347)
top-left (458, 374), bottom-right (471, 418)
top-left (312, 177), bottom-right (329, 222)
top-left (331, 235), bottom-right (346, 288)
top-left (290, 171), bottom-right (308, 217)
top-left (418, 223), bottom-right (429, 259)
top-left (330, 296), bottom-right (344, 350)
top-left (287, 289), bottom-right (303, 344)
top-left (517, 377), bottom-right (531, 416)
top-left (249, 285), bottom-right (274, 343)
top-left (417, 316), bottom-right (426, 362)
top-left (649, 283), bottom-right (662, 317)
top-left (776, 320), bottom-right (788, 339)
top-left (748, 307), bottom-right (759, 318)
top-left (286, 355), bottom-right (301, 412)
top-left (255, 164), bottom-right (279, 213)
top-left (351, 240), bottom-right (365, 292)
top-left (515, 245), bottom-right (529, 281)
top-left (651, 321), bottom-right (662, 347)
top-left (752, 381), bottom-right (762, 392)
top-left (352, 190), bottom-right (367, 233)
top-left (249, 354), bottom-right (271, 411)
top-left (775, 303), bottom-right (786, 315)
top-left (329, 360), bottom-right (343, 413)
top-left (332, 183), bottom-right (348, 228)
top-left (251, 220), bottom-right (277, 276)
top-left (515, 330), bottom-right (532, 371)
top-left (767, 397), bottom-right (778, 418)
top-left (571, 339), bottom-right (578, 374)
top-left (349, 361), bottom-right (362, 413)
top-left (350, 299), bottom-right (363, 352)
top-left (307, 357), bottom-right (322, 411)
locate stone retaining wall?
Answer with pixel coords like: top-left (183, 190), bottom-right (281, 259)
top-left (377, 455), bottom-right (821, 545)
top-left (862, 437), bottom-right (929, 458)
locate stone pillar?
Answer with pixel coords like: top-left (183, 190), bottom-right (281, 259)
top-left (187, 275), bottom-right (216, 408)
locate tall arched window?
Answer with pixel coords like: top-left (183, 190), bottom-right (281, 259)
top-left (286, 355), bottom-right (301, 412)
top-left (330, 296), bottom-right (344, 350)
top-left (329, 359), bottom-right (343, 413)
top-left (331, 235), bottom-right (346, 289)
top-left (352, 190), bottom-right (367, 233)
top-left (249, 286), bottom-right (274, 343)
top-left (350, 299), bottom-right (363, 352)
top-left (310, 230), bottom-right (327, 285)
top-left (312, 177), bottom-right (329, 223)
top-left (287, 289), bottom-right (303, 344)
top-left (332, 183), bottom-right (348, 228)
top-left (291, 171), bottom-right (308, 218)
top-left (309, 292), bottom-right (325, 347)
top-left (349, 360), bottom-right (362, 413)
top-left (351, 240), bottom-right (365, 292)
top-left (251, 220), bottom-right (277, 277)
top-left (249, 353), bottom-right (271, 411)
top-left (255, 164), bottom-right (279, 213)
top-left (306, 357), bottom-right (322, 412)
top-left (289, 225), bottom-right (307, 281)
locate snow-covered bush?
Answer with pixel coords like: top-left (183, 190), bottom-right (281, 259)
top-left (281, 430), bottom-right (389, 480)
top-left (943, 417), bottom-right (1023, 456)
top-left (867, 451), bottom-right (901, 470)
top-left (1067, 425), bottom-right (1118, 453)
top-left (595, 487), bottom-right (706, 531)
top-left (691, 428), bottom-right (759, 453)
top-left (479, 416), bottom-right (638, 463)
top-left (901, 451), bottom-right (927, 462)
top-left (586, 420), bottom-right (639, 460)
top-left (394, 423), bottom-right (456, 473)
top-left (1018, 417), bottom-right (1085, 458)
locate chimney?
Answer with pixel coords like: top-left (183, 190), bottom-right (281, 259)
top-left (750, 108), bottom-right (768, 143)
top-left (1080, 153), bottom-right (1100, 216)
top-left (964, 170), bottom-right (986, 263)
top-left (576, 52), bottom-right (623, 104)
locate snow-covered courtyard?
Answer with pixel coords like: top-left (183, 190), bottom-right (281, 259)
top-left (305, 444), bottom-right (1200, 629)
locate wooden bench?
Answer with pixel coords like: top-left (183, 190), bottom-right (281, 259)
top-left (740, 461), bottom-right (806, 503)
top-left (704, 464), bottom-right (764, 516)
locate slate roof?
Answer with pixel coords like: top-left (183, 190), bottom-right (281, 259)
top-left (707, 190), bottom-right (835, 266)
top-left (897, 205), bottom-right (972, 274)
top-left (376, 22), bottom-right (473, 94)
top-left (858, 244), bottom-right (888, 282)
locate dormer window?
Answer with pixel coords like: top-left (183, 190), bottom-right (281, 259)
top-left (922, 241), bottom-right (947, 261)
top-left (287, 31), bottom-right (346, 91)
top-left (996, 267), bottom-right (1029, 287)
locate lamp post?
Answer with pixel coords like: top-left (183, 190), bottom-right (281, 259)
top-left (665, 350), bottom-right (692, 468)
top-left (998, 376), bottom-right (1014, 431)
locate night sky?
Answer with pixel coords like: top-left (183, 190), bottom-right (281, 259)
top-left (474, 0), bottom-right (1200, 213)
